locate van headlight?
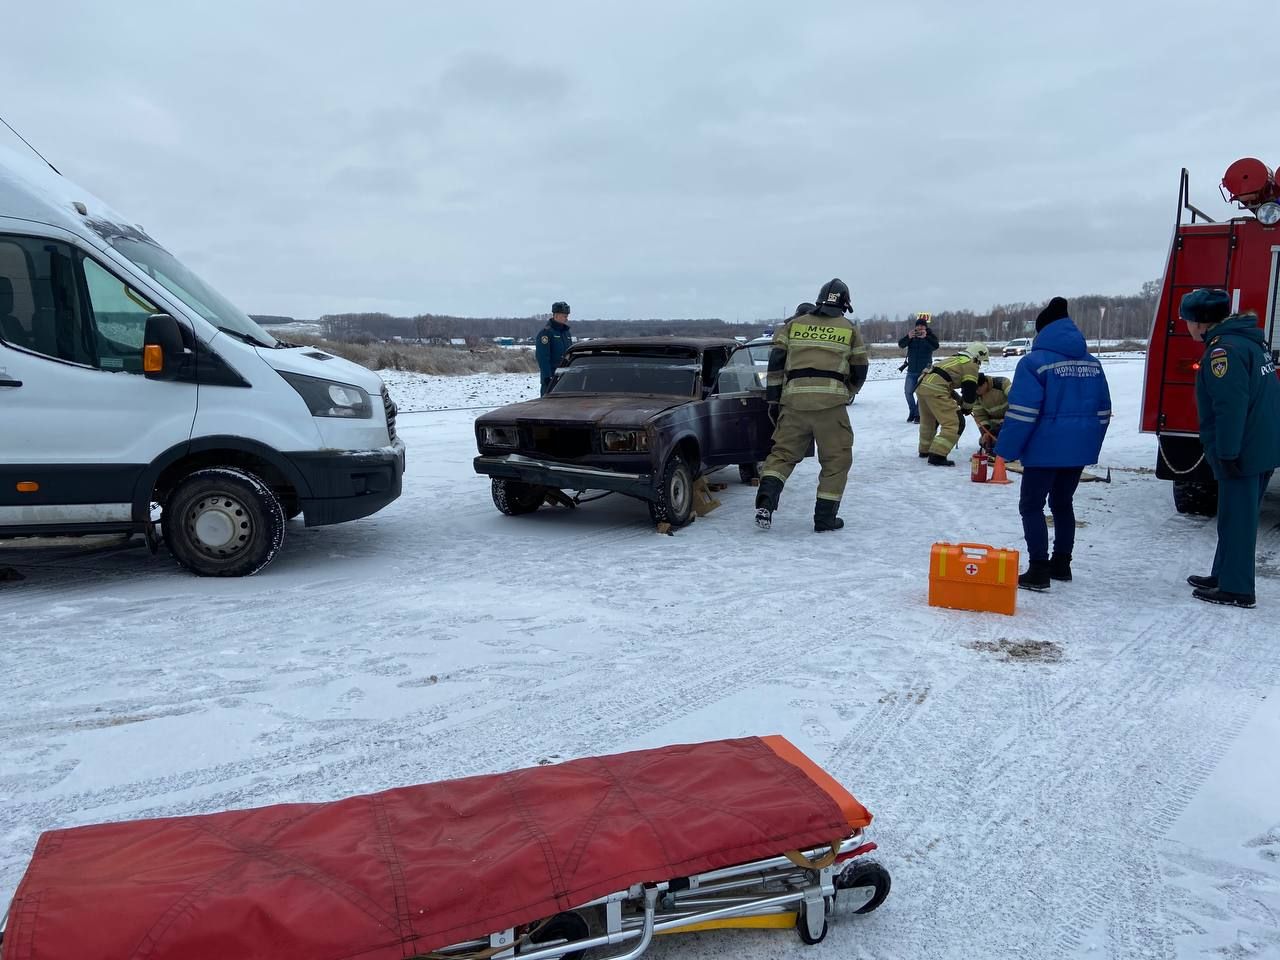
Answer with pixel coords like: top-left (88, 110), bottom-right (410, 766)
top-left (279, 372), bottom-right (372, 419)
top-left (481, 425), bottom-right (518, 448)
top-left (602, 429), bottom-right (649, 452)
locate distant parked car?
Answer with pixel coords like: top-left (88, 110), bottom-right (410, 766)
top-left (1003, 337), bottom-right (1032, 357)
top-left (473, 338), bottom-right (774, 526)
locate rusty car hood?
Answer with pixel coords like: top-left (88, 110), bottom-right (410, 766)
top-left (479, 393), bottom-right (691, 427)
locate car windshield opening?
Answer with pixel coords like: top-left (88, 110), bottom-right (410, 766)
top-left (107, 237), bottom-right (278, 348)
top-left (550, 355), bottom-right (699, 396)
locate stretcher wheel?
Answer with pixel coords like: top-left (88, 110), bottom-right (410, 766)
top-left (795, 902), bottom-right (828, 945)
top-left (836, 859), bottom-right (892, 914)
top-left (528, 911), bottom-right (589, 960)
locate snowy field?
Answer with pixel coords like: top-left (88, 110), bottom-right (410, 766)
top-left (2, 358), bottom-right (1278, 959)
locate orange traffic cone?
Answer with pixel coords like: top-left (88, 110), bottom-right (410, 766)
top-left (988, 456), bottom-right (1012, 484)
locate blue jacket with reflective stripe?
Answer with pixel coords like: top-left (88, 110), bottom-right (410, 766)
top-left (994, 317), bottom-right (1111, 467)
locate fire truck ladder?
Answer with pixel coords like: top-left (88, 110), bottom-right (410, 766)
top-left (1154, 169), bottom-right (1237, 476)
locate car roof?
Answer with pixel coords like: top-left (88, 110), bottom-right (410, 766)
top-left (565, 336), bottom-right (740, 355)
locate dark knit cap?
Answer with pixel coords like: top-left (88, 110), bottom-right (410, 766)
top-left (1178, 288), bottom-right (1230, 326)
top-left (1035, 297), bottom-right (1069, 332)
top-left (914, 317), bottom-right (928, 327)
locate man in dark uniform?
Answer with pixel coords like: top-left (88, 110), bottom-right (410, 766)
top-left (755, 279), bottom-right (869, 532)
top-left (1180, 288), bottom-right (1280, 608)
top-left (535, 301), bottom-right (573, 395)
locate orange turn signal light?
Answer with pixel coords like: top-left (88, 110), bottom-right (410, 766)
top-left (16, 481), bottom-right (39, 493)
top-left (143, 344), bottom-right (164, 373)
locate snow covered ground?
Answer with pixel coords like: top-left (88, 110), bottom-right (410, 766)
top-left (2, 358), bottom-right (1278, 959)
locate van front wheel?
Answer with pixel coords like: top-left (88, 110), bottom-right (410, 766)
top-left (163, 467), bottom-right (286, 577)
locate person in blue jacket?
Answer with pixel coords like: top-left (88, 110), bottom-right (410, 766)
top-left (995, 297), bottom-right (1111, 591)
top-left (535, 301), bottom-right (573, 395)
top-left (1180, 288), bottom-right (1280, 608)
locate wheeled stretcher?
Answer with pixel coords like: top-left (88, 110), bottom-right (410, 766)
top-left (0, 736), bottom-right (889, 959)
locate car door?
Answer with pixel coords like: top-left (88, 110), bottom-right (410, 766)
top-left (0, 232), bottom-right (197, 530)
top-left (700, 345), bottom-right (772, 465)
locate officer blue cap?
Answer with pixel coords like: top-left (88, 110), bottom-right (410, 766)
top-left (1179, 288), bottom-right (1230, 325)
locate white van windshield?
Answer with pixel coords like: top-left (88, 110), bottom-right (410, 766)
top-left (108, 237), bottom-right (278, 348)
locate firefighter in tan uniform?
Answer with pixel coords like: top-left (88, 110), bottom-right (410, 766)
top-left (973, 373), bottom-right (1011, 452)
top-left (755, 279), bottom-right (869, 532)
top-left (915, 342), bottom-right (989, 465)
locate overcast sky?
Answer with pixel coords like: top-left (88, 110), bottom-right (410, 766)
top-left (2, 1), bottom-right (1277, 323)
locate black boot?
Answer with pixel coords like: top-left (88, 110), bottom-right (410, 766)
top-left (814, 499), bottom-right (844, 532)
top-left (1018, 561), bottom-right (1051, 592)
top-left (927, 453), bottom-right (955, 466)
top-left (1192, 587), bottom-right (1256, 609)
top-left (918, 451), bottom-right (931, 458)
top-left (754, 476), bottom-right (783, 530)
top-left (1049, 554), bottom-right (1072, 581)
top-left (1186, 574), bottom-right (1218, 589)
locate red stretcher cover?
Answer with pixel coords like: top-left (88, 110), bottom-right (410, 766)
top-left (2, 735), bottom-right (871, 960)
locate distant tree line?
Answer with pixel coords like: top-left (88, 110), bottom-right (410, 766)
top-left (292, 281), bottom-right (1160, 346)
top-left (856, 280), bottom-right (1161, 343)
top-left (315, 313), bottom-right (766, 343)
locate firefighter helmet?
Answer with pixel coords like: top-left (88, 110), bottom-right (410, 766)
top-left (964, 341), bottom-right (990, 365)
top-left (813, 279), bottom-right (851, 315)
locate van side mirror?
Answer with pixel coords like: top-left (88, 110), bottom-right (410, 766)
top-left (143, 314), bottom-right (185, 380)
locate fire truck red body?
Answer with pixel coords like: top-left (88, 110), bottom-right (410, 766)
top-left (1142, 159), bottom-right (1280, 514)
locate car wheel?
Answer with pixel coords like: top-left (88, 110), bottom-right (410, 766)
top-left (163, 467), bottom-right (285, 577)
top-left (648, 454), bottom-right (694, 526)
top-left (491, 478), bottom-right (546, 516)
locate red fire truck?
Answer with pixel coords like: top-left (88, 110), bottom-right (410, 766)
top-left (1143, 157), bottom-right (1280, 515)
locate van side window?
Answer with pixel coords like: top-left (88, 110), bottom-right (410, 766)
top-left (0, 235), bottom-right (96, 367)
top-left (81, 256), bottom-right (159, 374)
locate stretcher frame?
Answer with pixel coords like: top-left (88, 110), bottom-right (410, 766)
top-left (425, 830), bottom-right (885, 959)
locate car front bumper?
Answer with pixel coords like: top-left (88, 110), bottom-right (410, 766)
top-left (288, 439), bottom-right (406, 526)
top-left (474, 453), bottom-right (654, 499)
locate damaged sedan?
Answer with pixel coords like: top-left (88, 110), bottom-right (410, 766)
top-left (473, 338), bottom-right (773, 526)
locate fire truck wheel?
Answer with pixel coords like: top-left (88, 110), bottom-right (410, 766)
top-left (1172, 480), bottom-right (1218, 517)
top-left (529, 911), bottom-right (589, 960)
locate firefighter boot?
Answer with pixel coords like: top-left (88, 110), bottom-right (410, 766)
top-left (755, 476), bottom-right (783, 530)
top-left (814, 499), bottom-right (844, 532)
top-left (1018, 561), bottom-right (1051, 592)
top-left (927, 453), bottom-right (956, 467)
top-left (1049, 554), bottom-right (1072, 581)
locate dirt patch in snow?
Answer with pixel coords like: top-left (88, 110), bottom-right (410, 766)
top-left (969, 638), bottom-right (1064, 663)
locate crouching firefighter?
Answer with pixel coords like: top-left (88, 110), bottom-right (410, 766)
top-left (915, 342), bottom-right (990, 465)
top-left (755, 279), bottom-right (870, 531)
top-left (973, 373), bottom-right (1011, 452)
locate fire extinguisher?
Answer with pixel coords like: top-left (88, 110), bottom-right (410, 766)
top-left (970, 451), bottom-right (988, 483)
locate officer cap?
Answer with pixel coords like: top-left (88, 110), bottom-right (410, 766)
top-left (552, 301), bottom-right (571, 316)
top-left (1179, 288), bottom-right (1230, 326)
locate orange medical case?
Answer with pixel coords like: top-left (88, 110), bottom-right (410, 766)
top-left (928, 542), bottom-right (1018, 615)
